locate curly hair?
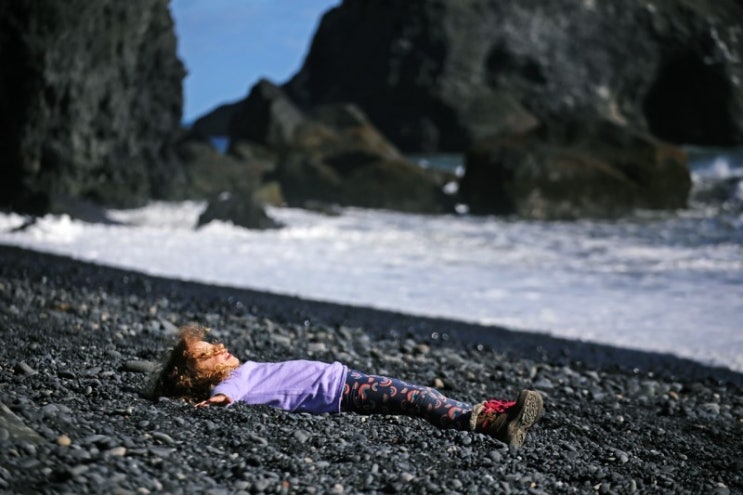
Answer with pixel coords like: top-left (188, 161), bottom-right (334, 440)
top-left (149, 324), bottom-right (237, 401)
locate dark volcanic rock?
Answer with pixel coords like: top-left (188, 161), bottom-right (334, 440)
top-left (229, 80), bottom-right (451, 213)
top-left (0, 0), bottom-right (185, 213)
top-left (175, 135), bottom-right (265, 199)
top-left (229, 79), bottom-right (308, 150)
top-left (285, 0), bottom-right (743, 151)
top-left (459, 120), bottom-right (692, 218)
top-left (197, 193), bottom-right (281, 230)
top-left (191, 100), bottom-right (241, 137)
top-left (173, 133), bottom-right (281, 230)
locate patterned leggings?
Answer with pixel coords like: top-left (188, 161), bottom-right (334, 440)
top-left (340, 369), bottom-right (473, 431)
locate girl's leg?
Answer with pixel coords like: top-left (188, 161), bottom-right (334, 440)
top-left (341, 369), bottom-right (480, 431)
top-left (341, 370), bottom-right (544, 447)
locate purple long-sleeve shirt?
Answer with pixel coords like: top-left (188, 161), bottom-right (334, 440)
top-left (211, 360), bottom-right (348, 414)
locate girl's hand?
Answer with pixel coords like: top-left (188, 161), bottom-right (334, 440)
top-left (195, 394), bottom-right (233, 408)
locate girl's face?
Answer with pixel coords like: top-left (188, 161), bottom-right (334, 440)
top-left (191, 341), bottom-right (240, 372)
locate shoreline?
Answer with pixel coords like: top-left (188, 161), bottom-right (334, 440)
top-left (1, 243), bottom-right (741, 494)
top-left (1, 243), bottom-right (740, 387)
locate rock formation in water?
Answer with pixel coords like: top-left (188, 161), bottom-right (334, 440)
top-left (227, 79), bottom-right (452, 213)
top-left (7, 1), bottom-right (736, 219)
top-left (285, 0), bottom-right (743, 152)
top-left (205, 0), bottom-right (740, 217)
top-left (459, 120), bottom-right (692, 219)
top-left (0, 1), bottom-right (185, 214)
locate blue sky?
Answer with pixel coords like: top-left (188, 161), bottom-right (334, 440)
top-left (171, 0), bottom-right (340, 123)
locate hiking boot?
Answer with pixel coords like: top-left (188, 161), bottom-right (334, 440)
top-left (469, 390), bottom-right (544, 447)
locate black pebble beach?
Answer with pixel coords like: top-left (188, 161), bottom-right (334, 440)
top-left (1, 244), bottom-right (741, 494)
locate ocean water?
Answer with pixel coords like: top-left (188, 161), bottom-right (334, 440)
top-left (1, 148), bottom-right (741, 373)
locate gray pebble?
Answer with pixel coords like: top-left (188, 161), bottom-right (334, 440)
top-left (124, 361), bottom-right (158, 373)
top-left (15, 362), bottom-right (37, 376)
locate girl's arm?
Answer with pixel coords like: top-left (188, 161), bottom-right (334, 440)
top-left (195, 394), bottom-right (233, 408)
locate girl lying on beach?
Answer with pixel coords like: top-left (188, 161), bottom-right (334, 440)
top-left (150, 324), bottom-right (544, 447)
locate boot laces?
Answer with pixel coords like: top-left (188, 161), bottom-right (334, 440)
top-left (481, 399), bottom-right (516, 415)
